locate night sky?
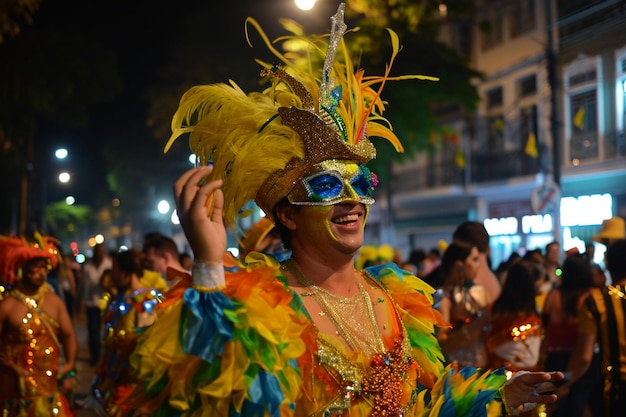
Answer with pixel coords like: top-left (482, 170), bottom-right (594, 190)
top-left (17, 0), bottom-right (345, 208)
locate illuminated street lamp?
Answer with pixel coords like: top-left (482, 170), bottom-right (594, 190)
top-left (157, 199), bottom-right (170, 214)
top-left (55, 148), bottom-right (69, 160)
top-left (58, 171), bottom-right (71, 184)
top-left (41, 146), bottom-right (75, 236)
top-left (294, 0), bottom-right (317, 11)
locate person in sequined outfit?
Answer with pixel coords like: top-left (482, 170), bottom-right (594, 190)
top-left (0, 235), bottom-right (78, 416)
top-left (127, 4), bottom-right (564, 416)
top-left (92, 249), bottom-right (164, 417)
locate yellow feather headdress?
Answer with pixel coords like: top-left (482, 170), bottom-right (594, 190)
top-left (164, 3), bottom-right (437, 227)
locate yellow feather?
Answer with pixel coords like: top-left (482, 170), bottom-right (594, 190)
top-left (165, 83), bottom-right (304, 228)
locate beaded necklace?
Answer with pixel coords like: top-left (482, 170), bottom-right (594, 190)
top-left (283, 259), bottom-right (385, 357)
top-left (12, 288), bottom-right (42, 309)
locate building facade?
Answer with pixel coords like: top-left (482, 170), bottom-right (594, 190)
top-left (366, 0), bottom-right (626, 268)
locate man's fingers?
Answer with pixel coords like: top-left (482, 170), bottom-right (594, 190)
top-left (174, 166), bottom-right (211, 196)
top-left (174, 167), bottom-right (216, 220)
top-left (191, 179), bottom-right (223, 220)
top-left (174, 167), bottom-right (214, 205)
top-left (210, 187), bottom-right (224, 223)
top-left (535, 381), bottom-right (557, 394)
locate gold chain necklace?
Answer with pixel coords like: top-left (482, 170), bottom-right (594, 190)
top-left (283, 259), bottom-right (385, 357)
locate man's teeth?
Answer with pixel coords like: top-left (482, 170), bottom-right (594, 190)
top-left (333, 214), bottom-right (358, 224)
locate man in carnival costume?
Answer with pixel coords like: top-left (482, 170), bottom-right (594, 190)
top-left (0, 234), bottom-right (78, 416)
top-left (128, 4), bottom-right (563, 416)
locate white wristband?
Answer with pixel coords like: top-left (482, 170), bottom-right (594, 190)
top-left (191, 260), bottom-right (225, 289)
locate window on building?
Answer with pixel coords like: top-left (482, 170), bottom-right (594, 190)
top-left (518, 74), bottom-right (537, 97)
top-left (569, 69), bottom-right (597, 87)
top-left (570, 90), bottom-right (598, 162)
top-left (565, 55), bottom-right (601, 165)
top-left (510, 0), bottom-right (536, 37)
top-left (487, 87), bottom-right (503, 108)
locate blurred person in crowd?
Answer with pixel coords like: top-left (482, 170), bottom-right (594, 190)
top-left (58, 251), bottom-right (77, 319)
top-left (100, 268), bottom-right (116, 299)
top-left (523, 249), bottom-right (550, 313)
top-left (138, 233), bottom-right (174, 292)
top-left (590, 264), bottom-right (606, 288)
top-left (544, 241), bottom-right (562, 289)
top-left (125, 7), bottom-right (563, 415)
top-left (64, 253), bottom-right (82, 317)
top-left (179, 252), bottom-right (193, 271)
top-left (92, 249), bottom-right (163, 417)
top-left (421, 246), bottom-right (442, 276)
top-left (561, 239), bottom-right (626, 417)
top-left (591, 217), bottom-right (625, 283)
top-left (437, 240), bottom-right (490, 367)
top-left (0, 235), bottom-right (78, 416)
top-left (495, 251), bottom-right (522, 283)
top-left (592, 216), bottom-right (625, 248)
top-left (542, 255), bottom-right (600, 417)
top-left (486, 261), bottom-right (543, 373)
top-left (453, 221), bottom-right (502, 308)
top-left (142, 232), bottom-right (188, 287)
top-left (402, 248), bottom-right (426, 275)
top-left (81, 242), bottom-right (112, 366)
top-left (584, 241), bottom-right (596, 265)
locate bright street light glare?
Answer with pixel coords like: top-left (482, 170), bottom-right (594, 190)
top-left (95, 234), bottom-right (105, 244)
top-left (65, 196), bottom-right (76, 205)
top-left (58, 172), bottom-right (70, 183)
top-left (188, 153), bottom-right (197, 166)
top-left (157, 199), bottom-right (170, 214)
top-left (295, 0), bottom-right (316, 11)
top-left (171, 210), bottom-right (180, 225)
top-left (55, 148), bottom-right (68, 159)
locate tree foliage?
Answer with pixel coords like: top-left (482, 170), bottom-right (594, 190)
top-left (340, 0), bottom-right (481, 178)
top-left (0, 0), bottom-right (41, 44)
top-left (44, 201), bottom-right (94, 244)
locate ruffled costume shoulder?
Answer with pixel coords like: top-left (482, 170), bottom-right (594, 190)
top-left (128, 256), bottom-right (508, 416)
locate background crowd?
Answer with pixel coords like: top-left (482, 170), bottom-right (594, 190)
top-left (2, 214), bottom-right (624, 416)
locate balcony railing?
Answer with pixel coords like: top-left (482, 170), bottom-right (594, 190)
top-left (391, 135), bottom-right (626, 195)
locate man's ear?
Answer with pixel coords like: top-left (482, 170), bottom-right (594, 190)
top-left (162, 251), bottom-right (174, 264)
top-left (275, 202), bottom-right (297, 231)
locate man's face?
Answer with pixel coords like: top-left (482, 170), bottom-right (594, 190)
top-left (289, 201), bottom-right (369, 256)
top-left (546, 244), bottom-right (560, 264)
top-left (21, 258), bottom-right (49, 288)
top-left (144, 248), bottom-right (167, 276)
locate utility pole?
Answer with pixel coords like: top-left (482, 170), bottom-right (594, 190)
top-left (546, 0), bottom-right (560, 187)
top-left (545, 0), bottom-right (562, 245)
